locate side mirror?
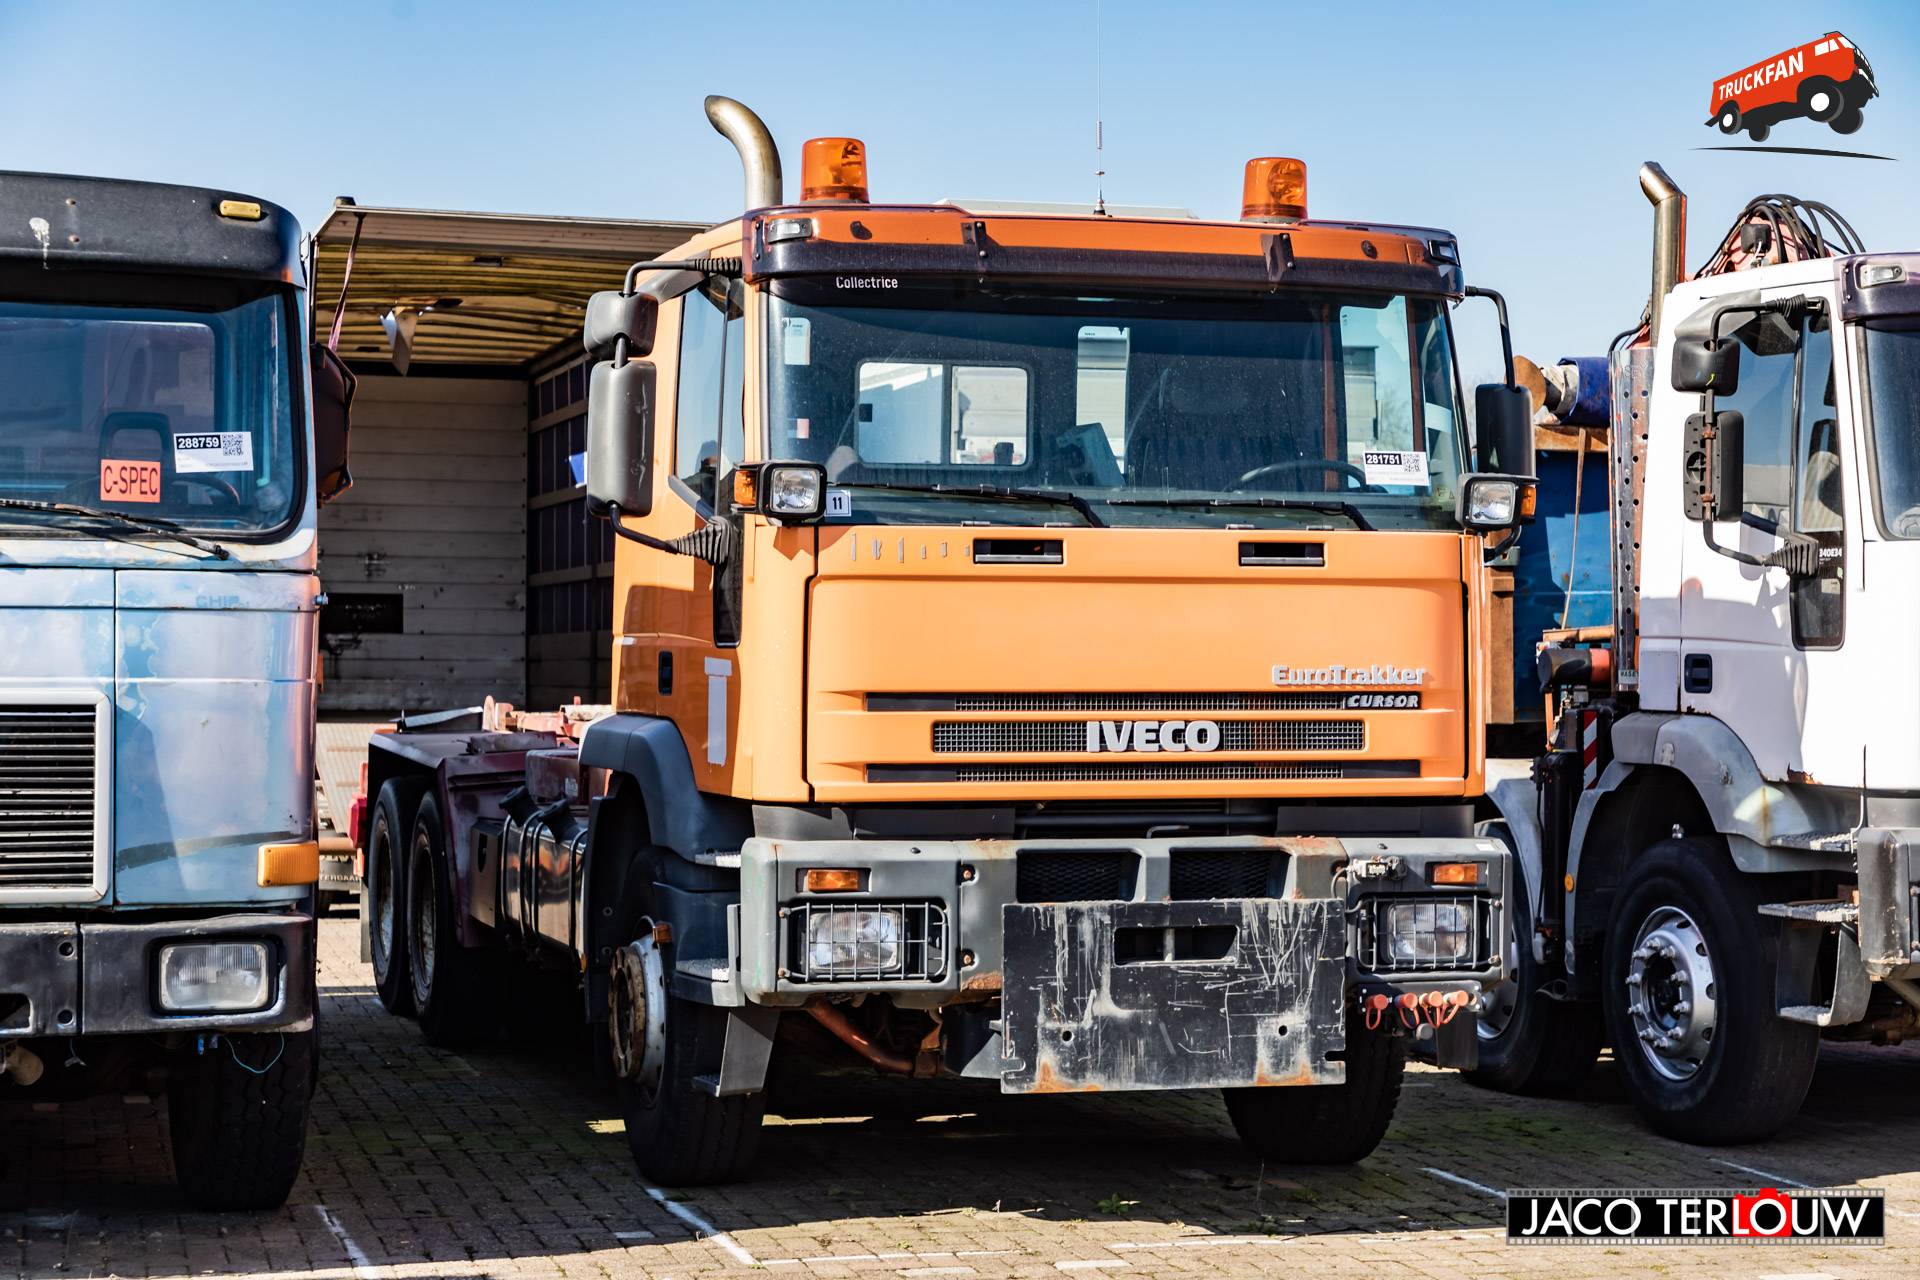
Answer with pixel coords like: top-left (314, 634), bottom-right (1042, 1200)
top-left (584, 290), bottom-right (658, 359)
top-left (308, 344), bottom-right (355, 506)
top-left (585, 359), bottom-right (656, 518)
top-left (1671, 336), bottom-right (1741, 395)
top-left (1683, 409), bottom-right (1744, 521)
top-left (1474, 383), bottom-right (1534, 476)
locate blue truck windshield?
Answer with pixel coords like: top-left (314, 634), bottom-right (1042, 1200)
top-left (0, 291), bottom-right (299, 537)
top-left (765, 290), bottom-right (1467, 530)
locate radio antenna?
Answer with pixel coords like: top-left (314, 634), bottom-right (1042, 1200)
top-left (1094, 0), bottom-right (1107, 215)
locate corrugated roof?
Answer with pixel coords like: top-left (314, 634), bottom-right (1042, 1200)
top-left (310, 202), bottom-right (707, 369)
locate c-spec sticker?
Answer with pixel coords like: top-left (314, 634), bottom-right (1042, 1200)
top-left (1344, 692), bottom-right (1421, 709)
top-left (173, 432), bottom-right (253, 474)
top-left (1361, 449), bottom-right (1428, 487)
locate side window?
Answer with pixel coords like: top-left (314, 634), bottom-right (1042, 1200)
top-left (675, 279), bottom-right (744, 509)
top-left (1792, 314), bottom-right (1843, 648)
top-left (1720, 314), bottom-right (1798, 521)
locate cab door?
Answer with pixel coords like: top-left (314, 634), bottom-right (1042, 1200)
top-left (1676, 292), bottom-right (1860, 786)
top-left (616, 276), bottom-right (747, 788)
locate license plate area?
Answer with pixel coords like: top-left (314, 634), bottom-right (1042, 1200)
top-left (1000, 898), bottom-right (1347, 1093)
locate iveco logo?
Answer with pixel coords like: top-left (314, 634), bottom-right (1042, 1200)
top-left (1084, 720), bottom-right (1222, 753)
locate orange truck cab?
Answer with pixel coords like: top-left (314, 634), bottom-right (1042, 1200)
top-left (360, 97), bottom-right (1527, 1186)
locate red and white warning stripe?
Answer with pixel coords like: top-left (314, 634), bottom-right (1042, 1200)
top-left (1581, 710), bottom-right (1600, 789)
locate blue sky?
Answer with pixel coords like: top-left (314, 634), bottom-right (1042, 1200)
top-left (2, 0), bottom-right (1915, 379)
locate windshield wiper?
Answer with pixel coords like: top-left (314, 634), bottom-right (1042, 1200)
top-left (837, 482), bottom-right (1105, 527)
top-left (0, 498), bottom-right (233, 559)
top-left (1104, 495), bottom-right (1374, 531)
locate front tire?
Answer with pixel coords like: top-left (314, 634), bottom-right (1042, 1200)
top-left (1830, 105), bottom-right (1864, 135)
top-left (168, 1029), bottom-right (315, 1210)
top-left (1222, 1008), bottom-right (1404, 1164)
top-left (1467, 832), bottom-right (1603, 1095)
top-left (1600, 838), bottom-right (1818, 1144)
top-left (612, 927), bottom-right (766, 1185)
top-left (407, 793), bottom-right (499, 1048)
top-left (368, 777), bottom-right (426, 1015)
top-left (1798, 76), bottom-right (1844, 123)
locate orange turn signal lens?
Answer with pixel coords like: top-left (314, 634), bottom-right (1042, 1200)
top-left (804, 868), bottom-right (861, 892)
top-left (801, 137), bottom-right (869, 202)
top-left (1241, 157), bottom-right (1307, 221)
top-left (1518, 483), bottom-right (1538, 520)
top-left (731, 467), bottom-right (759, 510)
top-left (1431, 862), bottom-right (1481, 887)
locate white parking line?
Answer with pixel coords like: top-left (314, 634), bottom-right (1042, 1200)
top-left (1108, 1235), bottom-right (1293, 1251)
top-left (1712, 1158), bottom-right (1813, 1189)
top-left (1055, 1261), bottom-right (1129, 1272)
top-left (642, 1184), bottom-right (756, 1267)
top-left (1423, 1166), bottom-right (1506, 1198)
top-left (312, 1205), bottom-right (375, 1279)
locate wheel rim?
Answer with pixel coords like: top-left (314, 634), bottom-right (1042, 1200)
top-left (1809, 90), bottom-right (1832, 115)
top-left (609, 930), bottom-right (669, 1106)
top-left (1624, 905), bottom-right (1718, 1081)
top-left (1478, 922), bottom-right (1521, 1040)
top-left (372, 823), bottom-right (397, 975)
top-left (408, 836), bottom-right (436, 1006)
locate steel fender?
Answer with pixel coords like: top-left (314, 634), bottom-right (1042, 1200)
top-left (1560, 759), bottom-right (1634, 972)
top-left (1485, 759), bottom-right (1544, 927)
top-left (578, 714), bottom-right (751, 861)
top-left (1609, 712), bottom-right (1856, 870)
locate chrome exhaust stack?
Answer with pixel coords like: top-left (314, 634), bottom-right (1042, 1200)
top-left (1639, 162), bottom-right (1687, 340)
top-left (705, 95), bottom-right (784, 211)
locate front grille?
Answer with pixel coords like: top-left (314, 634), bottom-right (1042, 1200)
top-left (1353, 894), bottom-right (1495, 973)
top-left (0, 704), bottom-right (100, 892)
top-left (783, 900), bottom-right (948, 983)
top-left (1016, 850), bottom-right (1139, 903)
top-left (1170, 849), bottom-right (1278, 899)
top-left (872, 691), bottom-right (1358, 712)
top-left (931, 719), bottom-right (1363, 754)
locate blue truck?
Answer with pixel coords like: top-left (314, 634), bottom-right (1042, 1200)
top-left (0, 173), bottom-right (351, 1208)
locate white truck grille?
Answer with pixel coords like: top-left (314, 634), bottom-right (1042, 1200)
top-left (0, 701), bottom-right (107, 898)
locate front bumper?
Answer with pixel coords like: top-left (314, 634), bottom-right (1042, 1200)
top-left (736, 834), bottom-right (1507, 1090)
top-left (0, 911), bottom-right (314, 1038)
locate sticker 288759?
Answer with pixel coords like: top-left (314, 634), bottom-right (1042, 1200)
top-left (173, 432), bottom-right (254, 474)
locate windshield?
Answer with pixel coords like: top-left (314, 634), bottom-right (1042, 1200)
top-left (1863, 321), bottom-right (1920, 537)
top-left (765, 288), bottom-right (1467, 530)
top-left (0, 289), bottom-right (300, 538)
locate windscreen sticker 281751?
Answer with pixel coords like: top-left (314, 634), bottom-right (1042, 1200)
top-left (173, 432), bottom-right (253, 474)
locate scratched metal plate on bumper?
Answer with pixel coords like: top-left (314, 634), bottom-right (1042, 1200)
top-left (999, 898), bottom-right (1348, 1093)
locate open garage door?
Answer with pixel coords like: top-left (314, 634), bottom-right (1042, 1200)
top-left (307, 202), bottom-right (703, 716)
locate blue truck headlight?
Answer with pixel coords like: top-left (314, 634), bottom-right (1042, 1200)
top-left (157, 941), bottom-right (271, 1012)
top-left (804, 908), bottom-right (903, 977)
top-left (1383, 900), bottom-right (1472, 966)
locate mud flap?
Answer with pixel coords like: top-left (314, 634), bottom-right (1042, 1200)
top-left (1000, 898), bottom-right (1347, 1093)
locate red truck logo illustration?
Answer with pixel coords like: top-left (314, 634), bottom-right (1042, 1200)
top-left (1708, 32), bottom-right (1878, 141)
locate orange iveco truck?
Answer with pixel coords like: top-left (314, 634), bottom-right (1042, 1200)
top-left (357, 97), bottom-right (1531, 1185)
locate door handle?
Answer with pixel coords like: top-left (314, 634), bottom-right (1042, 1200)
top-left (1683, 653), bottom-right (1713, 694)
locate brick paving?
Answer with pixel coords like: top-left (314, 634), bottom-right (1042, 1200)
top-left (3, 910), bottom-right (1917, 1278)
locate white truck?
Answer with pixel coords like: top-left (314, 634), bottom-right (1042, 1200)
top-left (1476, 163), bottom-right (1920, 1143)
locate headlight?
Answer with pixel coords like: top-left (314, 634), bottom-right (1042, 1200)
top-left (1383, 900), bottom-right (1472, 966)
top-left (764, 463), bottom-right (826, 518)
top-left (804, 908), bottom-right (903, 977)
top-left (157, 941), bottom-right (271, 1012)
top-left (1465, 478), bottom-right (1518, 525)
